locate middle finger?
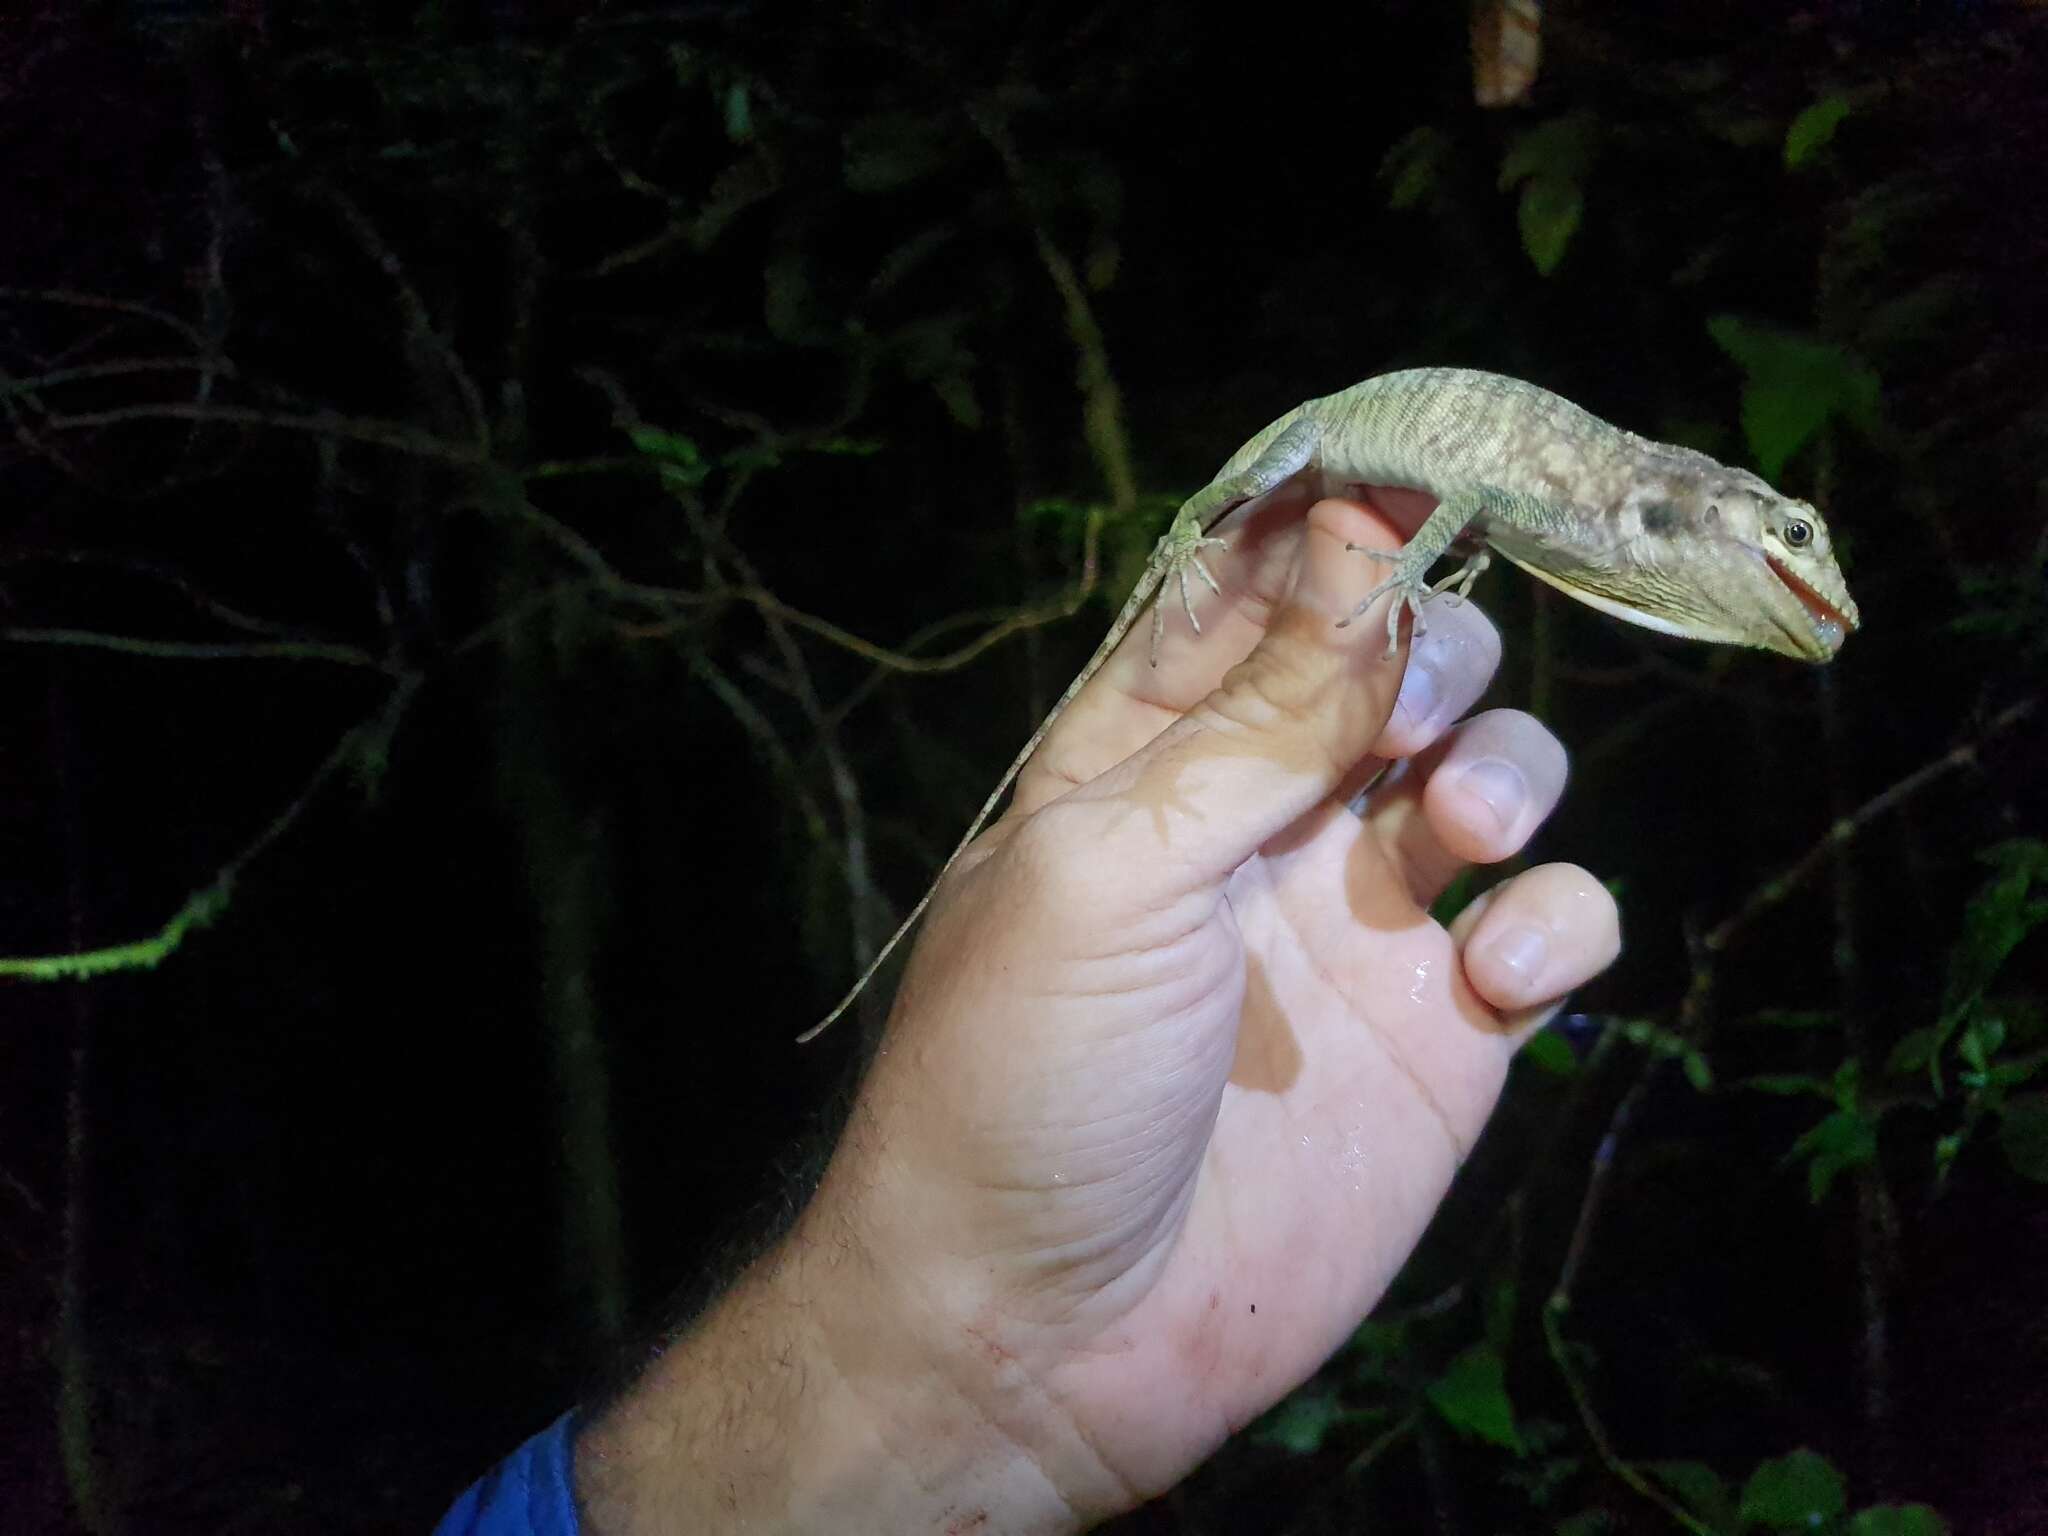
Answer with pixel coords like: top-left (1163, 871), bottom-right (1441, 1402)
top-left (1363, 708), bottom-right (1571, 908)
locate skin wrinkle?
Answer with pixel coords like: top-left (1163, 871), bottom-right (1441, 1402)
top-left (936, 1317), bottom-right (1121, 1528)
top-left (1189, 594), bottom-right (1397, 791)
top-left (813, 1150), bottom-right (1139, 1525)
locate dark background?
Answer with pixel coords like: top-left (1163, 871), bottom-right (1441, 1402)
top-left (2, 2), bottom-right (2044, 1532)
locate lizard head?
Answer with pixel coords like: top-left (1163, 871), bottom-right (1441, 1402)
top-left (1497, 465), bottom-right (1861, 661)
top-left (1536, 468), bottom-right (1859, 662)
top-left (1684, 479), bottom-right (1860, 661)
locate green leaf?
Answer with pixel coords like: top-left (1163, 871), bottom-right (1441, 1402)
top-left (720, 443), bottom-right (782, 475)
top-left (629, 427), bottom-right (710, 487)
top-left (1791, 1108), bottom-right (1878, 1202)
top-left (1380, 126), bottom-right (1451, 211)
top-left (1616, 1018), bottom-right (1713, 1089)
top-left (931, 373), bottom-right (982, 431)
top-left (1850, 1504), bottom-right (1948, 1536)
top-left (1998, 1093), bottom-right (2048, 1183)
top-left (1517, 176), bottom-right (1583, 276)
top-left (1830, 1057), bottom-right (1864, 1110)
top-left (1486, 1281), bottom-right (1518, 1351)
top-left (843, 112), bottom-right (957, 193)
top-left (723, 80), bottom-right (753, 143)
top-left (1940, 840), bottom-right (2048, 1023)
top-left (869, 224), bottom-right (958, 296)
top-left (808, 436), bottom-right (884, 458)
top-left (1740, 1449), bottom-right (1848, 1530)
top-left (1934, 1129), bottom-right (1966, 1176)
top-left (1706, 316), bottom-right (1882, 478)
top-left (627, 426), bottom-right (703, 466)
top-left (1744, 1073), bottom-right (1835, 1099)
top-left (763, 247), bottom-right (817, 342)
top-left (1499, 116), bottom-right (1595, 275)
top-left (1554, 1513), bottom-right (1612, 1536)
top-left (1958, 1016), bottom-right (2006, 1075)
top-left (1886, 1029), bottom-right (1937, 1076)
top-left (1500, 114), bottom-right (1596, 190)
top-left (1347, 1316), bottom-right (1411, 1379)
top-left (1745, 1008), bottom-right (1838, 1032)
top-left (1648, 1459), bottom-right (1737, 1530)
top-left (1785, 92), bottom-right (1852, 168)
top-left (1521, 1029), bottom-right (1578, 1077)
top-left (690, 154), bottom-right (778, 251)
top-left (1253, 1387), bottom-right (1345, 1455)
top-left (1426, 1342), bottom-right (1525, 1455)
top-left (1930, 843), bottom-right (2048, 1092)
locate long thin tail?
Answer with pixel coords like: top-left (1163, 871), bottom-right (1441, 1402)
top-left (796, 564), bottom-right (1169, 1043)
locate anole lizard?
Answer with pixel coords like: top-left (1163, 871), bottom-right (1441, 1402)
top-left (799, 366), bottom-right (1859, 1042)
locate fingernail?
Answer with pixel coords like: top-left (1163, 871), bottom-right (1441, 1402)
top-left (1392, 653), bottom-right (1441, 733)
top-left (1487, 924), bottom-right (1549, 984)
top-left (1459, 758), bottom-right (1527, 833)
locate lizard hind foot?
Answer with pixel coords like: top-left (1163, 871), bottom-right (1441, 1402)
top-left (1336, 546), bottom-right (1490, 657)
top-left (1155, 528), bottom-right (1228, 663)
top-left (1149, 526), bottom-right (1231, 664)
top-left (1336, 540), bottom-right (1441, 658)
top-left (1335, 568), bottom-right (1430, 658)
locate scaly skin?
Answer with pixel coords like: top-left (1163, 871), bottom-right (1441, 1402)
top-left (801, 367), bottom-right (1859, 1040)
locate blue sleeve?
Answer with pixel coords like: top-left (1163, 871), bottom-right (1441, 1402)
top-left (433, 1410), bottom-right (581, 1536)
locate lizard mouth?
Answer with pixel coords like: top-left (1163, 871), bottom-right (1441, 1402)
top-left (1765, 553), bottom-right (1857, 645)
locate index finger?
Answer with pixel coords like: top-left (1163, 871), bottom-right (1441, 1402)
top-left (1010, 488), bottom-right (1432, 818)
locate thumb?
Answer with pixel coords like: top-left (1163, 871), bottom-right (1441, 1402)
top-left (1088, 497), bottom-right (1411, 890)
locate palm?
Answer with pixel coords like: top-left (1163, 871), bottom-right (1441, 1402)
top-left (855, 493), bottom-right (1606, 1508)
top-left (1040, 799), bottom-right (1515, 1491)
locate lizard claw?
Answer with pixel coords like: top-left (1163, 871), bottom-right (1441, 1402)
top-left (1339, 546), bottom-right (1492, 658)
top-left (1150, 525), bottom-right (1232, 663)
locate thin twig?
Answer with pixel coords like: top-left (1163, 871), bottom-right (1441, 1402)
top-left (621, 571), bottom-right (1107, 677)
top-left (970, 105), bottom-right (1138, 519)
top-left (3, 627), bottom-right (387, 670)
top-left (40, 402), bottom-right (481, 464)
top-left (689, 653), bottom-right (831, 843)
top-left (0, 287), bottom-right (208, 351)
top-left (1704, 694), bottom-right (2038, 953)
top-left (1343, 1409), bottom-right (1421, 1482)
top-left (0, 356), bottom-right (239, 397)
top-left (1545, 936), bottom-right (1718, 1531)
top-left (0, 549), bottom-right (310, 639)
top-left (0, 705), bottom-right (394, 981)
top-left (313, 186), bottom-right (491, 451)
top-left (1542, 1302), bottom-right (1714, 1536)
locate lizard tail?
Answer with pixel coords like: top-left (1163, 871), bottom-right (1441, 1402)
top-left (796, 561), bottom-right (1172, 1043)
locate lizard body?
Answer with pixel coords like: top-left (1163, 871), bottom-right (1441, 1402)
top-left (799, 366), bottom-right (1858, 1041)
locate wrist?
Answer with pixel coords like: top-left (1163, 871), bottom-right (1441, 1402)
top-left (572, 1191), bottom-right (1118, 1536)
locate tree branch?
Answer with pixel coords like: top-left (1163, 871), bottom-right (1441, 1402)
top-left (4, 627), bottom-right (387, 670)
top-left (1704, 694), bottom-right (2038, 954)
top-left (0, 702), bottom-right (397, 982)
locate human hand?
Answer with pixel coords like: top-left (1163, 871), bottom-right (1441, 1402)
top-left (577, 493), bottom-right (1620, 1535)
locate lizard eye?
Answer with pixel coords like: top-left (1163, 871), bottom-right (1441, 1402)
top-left (1783, 518), bottom-right (1813, 548)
